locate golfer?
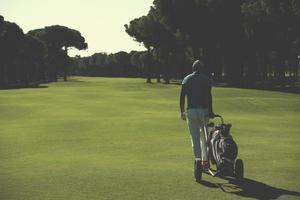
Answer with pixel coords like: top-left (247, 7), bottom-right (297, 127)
top-left (179, 59), bottom-right (214, 181)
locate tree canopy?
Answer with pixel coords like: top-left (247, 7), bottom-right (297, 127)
top-left (124, 0), bottom-right (300, 87)
top-left (28, 25), bottom-right (88, 81)
top-left (0, 16), bottom-right (88, 88)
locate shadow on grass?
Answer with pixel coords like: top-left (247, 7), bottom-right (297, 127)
top-left (198, 180), bottom-right (219, 188)
top-left (198, 177), bottom-right (300, 200)
top-left (67, 78), bottom-right (87, 83)
top-left (169, 79), bottom-right (300, 94)
top-left (214, 82), bottom-right (300, 94)
top-left (0, 84), bottom-right (49, 90)
top-left (0, 78), bottom-right (88, 90)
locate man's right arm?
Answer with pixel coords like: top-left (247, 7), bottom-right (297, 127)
top-left (180, 84), bottom-right (186, 120)
top-left (207, 81), bottom-right (214, 118)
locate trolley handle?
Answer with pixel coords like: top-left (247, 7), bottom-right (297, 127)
top-left (213, 114), bottom-right (224, 124)
top-left (206, 114), bottom-right (224, 124)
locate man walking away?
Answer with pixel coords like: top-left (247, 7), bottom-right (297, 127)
top-left (180, 59), bottom-right (214, 182)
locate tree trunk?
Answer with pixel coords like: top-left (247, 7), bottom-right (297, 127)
top-left (259, 52), bottom-right (268, 82)
top-left (146, 77), bottom-right (152, 83)
top-left (156, 71), bottom-right (161, 83)
top-left (246, 51), bottom-right (258, 87)
top-left (293, 58), bottom-right (299, 82)
top-left (145, 63), bottom-right (152, 84)
top-left (63, 65), bottom-right (67, 81)
top-left (63, 47), bottom-right (68, 81)
top-left (156, 51), bottom-right (161, 83)
top-left (223, 48), bottom-right (243, 86)
top-left (0, 63), bottom-right (9, 88)
top-left (163, 53), bottom-right (170, 84)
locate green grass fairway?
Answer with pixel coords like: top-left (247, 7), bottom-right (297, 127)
top-left (0, 77), bottom-right (300, 200)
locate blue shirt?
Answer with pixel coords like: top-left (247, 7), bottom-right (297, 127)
top-left (182, 72), bottom-right (212, 109)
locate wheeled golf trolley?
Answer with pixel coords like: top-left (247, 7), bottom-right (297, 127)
top-left (196, 114), bottom-right (244, 181)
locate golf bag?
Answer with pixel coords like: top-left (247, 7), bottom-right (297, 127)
top-left (209, 123), bottom-right (238, 172)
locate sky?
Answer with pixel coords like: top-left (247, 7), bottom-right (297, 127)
top-left (0, 0), bottom-right (153, 57)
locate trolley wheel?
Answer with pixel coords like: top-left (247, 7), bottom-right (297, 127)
top-left (208, 145), bottom-right (216, 165)
top-left (210, 157), bottom-right (216, 165)
top-left (194, 161), bottom-right (202, 182)
top-left (234, 159), bottom-right (244, 180)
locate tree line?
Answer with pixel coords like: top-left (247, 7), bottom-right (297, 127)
top-left (0, 15), bottom-right (87, 88)
top-left (121, 0), bottom-right (300, 87)
top-left (71, 51), bottom-right (159, 79)
top-left (2, 0), bottom-right (300, 88)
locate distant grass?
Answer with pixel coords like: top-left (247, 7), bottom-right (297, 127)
top-left (0, 76), bottom-right (300, 200)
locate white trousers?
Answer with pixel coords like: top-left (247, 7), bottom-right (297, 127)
top-left (186, 108), bottom-right (209, 161)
